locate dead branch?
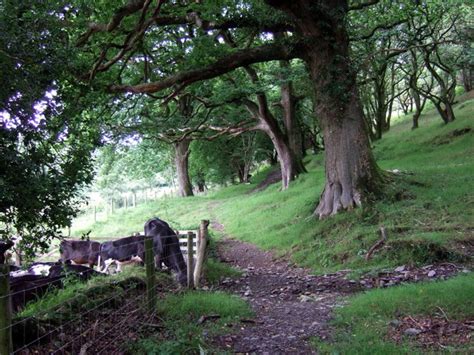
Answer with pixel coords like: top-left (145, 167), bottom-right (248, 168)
top-left (365, 226), bottom-right (387, 261)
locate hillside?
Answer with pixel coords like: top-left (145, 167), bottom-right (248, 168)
top-left (65, 99), bottom-right (474, 352)
top-left (73, 98), bottom-right (474, 274)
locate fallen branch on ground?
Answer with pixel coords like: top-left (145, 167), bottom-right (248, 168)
top-left (365, 226), bottom-right (388, 261)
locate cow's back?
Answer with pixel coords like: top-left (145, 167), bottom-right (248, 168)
top-left (60, 240), bottom-right (100, 265)
top-left (100, 235), bottom-right (144, 261)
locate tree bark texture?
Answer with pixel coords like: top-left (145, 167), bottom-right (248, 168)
top-left (257, 108), bottom-right (305, 190)
top-left (174, 139), bottom-right (194, 197)
top-left (268, 0), bottom-right (383, 218)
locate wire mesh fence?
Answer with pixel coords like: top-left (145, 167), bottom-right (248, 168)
top-left (0, 220), bottom-right (209, 353)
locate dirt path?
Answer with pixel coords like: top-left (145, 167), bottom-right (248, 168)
top-left (209, 214), bottom-right (468, 354)
top-left (211, 220), bottom-right (359, 354)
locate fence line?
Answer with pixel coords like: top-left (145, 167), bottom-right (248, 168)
top-left (0, 220), bottom-right (210, 352)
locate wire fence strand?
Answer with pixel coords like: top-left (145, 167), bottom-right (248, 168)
top-left (1, 230), bottom-right (201, 353)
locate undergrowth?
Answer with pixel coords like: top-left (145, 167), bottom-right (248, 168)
top-left (19, 266), bottom-right (169, 319)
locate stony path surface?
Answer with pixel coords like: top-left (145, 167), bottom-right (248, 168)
top-left (210, 219), bottom-right (468, 354)
top-left (211, 221), bottom-right (358, 354)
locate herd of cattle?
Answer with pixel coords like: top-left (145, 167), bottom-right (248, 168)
top-left (1, 218), bottom-right (188, 311)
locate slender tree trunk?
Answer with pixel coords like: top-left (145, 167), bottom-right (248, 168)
top-left (411, 87), bottom-right (422, 129)
top-left (174, 139), bottom-right (194, 197)
top-left (267, 0), bottom-right (383, 217)
top-left (269, 150), bottom-right (278, 165)
top-left (412, 111), bottom-right (420, 129)
top-left (260, 117), bottom-right (304, 189)
top-left (461, 67), bottom-right (473, 92)
top-left (280, 60), bottom-right (307, 172)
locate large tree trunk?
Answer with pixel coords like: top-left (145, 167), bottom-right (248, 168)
top-left (174, 139), bottom-right (193, 197)
top-left (268, 0), bottom-right (383, 218)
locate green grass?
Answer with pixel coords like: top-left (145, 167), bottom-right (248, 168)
top-left (313, 273), bottom-right (474, 354)
top-left (72, 99), bottom-right (473, 274)
top-left (18, 265), bottom-right (169, 319)
top-left (128, 291), bottom-right (252, 354)
top-left (62, 95), bottom-right (473, 353)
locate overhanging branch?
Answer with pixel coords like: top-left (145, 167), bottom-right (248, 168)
top-left (349, 0), bottom-right (380, 11)
top-left (109, 42), bottom-right (302, 94)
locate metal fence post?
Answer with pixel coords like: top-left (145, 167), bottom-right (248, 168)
top-left (187, 232), bottom-right (194, 289)
top-left (0, 264), bottom-right (12, 354)
top-left (144, 237), bottom-right (156, 313)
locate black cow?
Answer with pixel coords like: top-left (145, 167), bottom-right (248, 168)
top-left (60, 240), bottom-right (101, 268)
top-left (144, 217), bottom-right (187, 286)
top-left (99, 235), bottom-right (144, 273)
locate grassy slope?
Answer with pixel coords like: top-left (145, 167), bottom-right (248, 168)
top-left (69, 98), bottom-right (473, 353)
top-left (214, 98), bottom-right (474, 273)
top-left (313, 273), bottom-right (474, 354)
top-left (73, 98), bottom-right (474, 274)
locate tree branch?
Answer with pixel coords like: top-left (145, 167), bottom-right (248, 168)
top-left (109, 42), bottom-right (301, 94)
top-left (349, 0), bottom-right (380, 11)
top-left (351, 18), bottom-right (407, 41)
top-left (77, 0), bottom-right (147, 46)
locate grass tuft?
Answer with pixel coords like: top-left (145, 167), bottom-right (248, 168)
top-left (314, 273), bottom-right (474, 354)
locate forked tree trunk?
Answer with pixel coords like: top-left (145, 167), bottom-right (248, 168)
top-left (259, 115), bottom-right (305, 190)
top-left (267, 0), bottom-right (383, 218)
top-left (174, 139), bottom-right (193, 197)
top-left (435, 102), bottom-right (456, 124)
top-left (243, 64), bottom-right (305, 189)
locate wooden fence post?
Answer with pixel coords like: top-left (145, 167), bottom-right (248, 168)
top-left (194, 220), bottom-right (209, 288)
top-left (0, 264), bottom-right (12, 354)
top-left (187, 232), bottom-right (194, 289)
top-left (144, 237), bottom-right (156, 313)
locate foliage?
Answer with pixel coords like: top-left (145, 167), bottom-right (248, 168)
top-left (0, 0), bottom-right (101, 254)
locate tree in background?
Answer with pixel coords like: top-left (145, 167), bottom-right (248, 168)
top-left (78, 0), bottom-right (399, 218)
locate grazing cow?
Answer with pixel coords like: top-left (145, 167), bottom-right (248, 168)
top-left (99, 235), bottom-right (144, 273)
top-left (60, 240), bottom-right (101, 268)
top-left (144, 217), bottom-right (187, 286)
